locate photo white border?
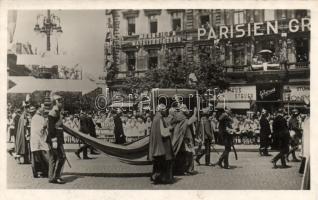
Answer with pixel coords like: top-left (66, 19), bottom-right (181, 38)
top-left (0, 0), bottom-right (317, 200)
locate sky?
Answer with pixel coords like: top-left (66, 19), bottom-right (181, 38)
top-left (12, 10), bottom-right (106, 78)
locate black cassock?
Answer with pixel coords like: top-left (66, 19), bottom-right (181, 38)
top-left (114, 115), bottom-right (126, 144)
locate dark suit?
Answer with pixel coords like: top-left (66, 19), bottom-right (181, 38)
top-left (272, 114), bottom-right (289, 166)
top-left (46, 106), bottom-right (65, 182)
top-left (196, 116), bottom-right (214, 165)
top-left (217, 113), bottom-right (232, 168)
top-left (259, 115), bottom-right (271, 155)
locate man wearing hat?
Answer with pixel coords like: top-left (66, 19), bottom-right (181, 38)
top-left (287, 108), bottom-right (302, 162)
top-left (15, 101), bottom-right (31, 164)
top-left (196, 107), bottom-right (214, 166)
top-left (149, 104), bottom-right (174, 184)
top-left (259, 109), bottom-right (272, 156)
top-left (46, 95), bottom-right (66, 184)
top-left (113, 108), bottom-right (126, 144)
top-left (213, 106), bottom-right (233, 169)
top-left (271, 108), bottom-right (290, 168)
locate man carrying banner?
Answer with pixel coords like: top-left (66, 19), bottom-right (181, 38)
top-left (46, 95), bottom-right (66, 184)
top-left (213, 107), bottom-right (233, 169)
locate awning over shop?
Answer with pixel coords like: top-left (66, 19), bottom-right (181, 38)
top-left (109, 102), bottom-right (134, 108)
top-left (216, 102), bottom-right (250, 109)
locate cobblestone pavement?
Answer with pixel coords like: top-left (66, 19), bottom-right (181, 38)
top-left (7, 151), bottom-right (303, 190)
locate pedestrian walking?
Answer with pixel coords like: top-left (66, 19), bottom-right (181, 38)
top-left (195, 108), bottom-right (214, 166)
top-left (259, 109), bottom-right (272, 156)
top-left (286, 109), bottom-right (302, 162)
top-left (149, 104), bottom-right (174, 184)
top-left (213, 107), bottom-right (233, 169)
top-left (30, 105), bottom-right (49, 178)
top-left (271, 108), bottom-right (290, 169)
top-left (46, 95), bottom-right (66, 184)
top-left (75, 111), bottom-right (92, 159)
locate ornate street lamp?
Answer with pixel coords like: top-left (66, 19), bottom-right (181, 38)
top-left (34, 10), bottom-right (63, 51)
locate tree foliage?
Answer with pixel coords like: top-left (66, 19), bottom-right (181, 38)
top-left (124, 45), bottom-right (229, 95)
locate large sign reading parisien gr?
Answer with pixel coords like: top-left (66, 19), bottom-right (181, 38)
top-left (198, 18), bottom-right (310, 40)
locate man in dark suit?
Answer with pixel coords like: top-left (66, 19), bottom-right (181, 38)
top-left (86, 112), bottom-right (99, 155)
top-left (271, 108), bottom-right (290, 168)
top-left (75, 111), bottom-right (91, 159)
top-left (46, 95), bottom-right (66, 184)
top-left (213, 107), bottom-right (233, 169)
top-left (196, 107), bottom-right (214, 166)
top-left (113, 108), bottom-right (126, 144)
top-left (259, 109), bottom-right (271, 156)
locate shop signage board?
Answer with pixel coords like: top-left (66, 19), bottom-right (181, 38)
top-left (257, 84), bottom-right (281, 101)
top-left (283, 85), bottom-right (310, 102)
top-left (221, 86), bottom-right (256, 101)
top-left (198, 17), bottom-right (310, 40)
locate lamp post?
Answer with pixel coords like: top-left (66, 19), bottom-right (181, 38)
top-left (34, 10), bottom-right (63, 51)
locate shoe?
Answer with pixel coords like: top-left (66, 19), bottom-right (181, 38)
top-left (263, 153), bottom-right (272, 156)
top-left (75, 151), bottom-right (81, 159)
top-left (223, 166), bottom-right (231, 169)
top-left (49, 179), bottom-right (65, 184)
top-left (281, 165), bottom-right (292, 168)
top-left (7, 149), bottom-right (13, 156)
top-left (90, 151), bottom-right (100, 155)
top-left (213, 161), bottom-right (223, 168)
top-left (83, 156), bottom-right (92, 160)
top-left (271, 160), bottom-right (277, 169)
top-left (195, 158), bottom-right (201, 165)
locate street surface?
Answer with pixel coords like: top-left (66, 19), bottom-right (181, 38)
top-left (7, 149), bottom-right (303, 190)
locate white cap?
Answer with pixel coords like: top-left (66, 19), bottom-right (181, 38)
top-left (157, 104), bottom-right (167, 111)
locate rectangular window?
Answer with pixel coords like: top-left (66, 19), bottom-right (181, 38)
top-left (127, 52), bottom-right (136, 71)
top-left (149, 16), bottom-right (158, 33)
top-left (127, 17), bottom-right (135, 36)
top-left (264, 10), bottom-right (275, 21)
top-left (169, 47), bottom-right (183, 62)
top-left (295, 10), bottom-right (308, 19)
top-left (253, 10), bottom-right (264, 22)
top-left (200, 15), bottom-right (210, 28)
top-left (276, 10), bottom-right (287, 20)
top-left (232, 43), bottom-right (245, 65)
top-left (234, 10), bottom-right (245, 24)
top-left (172, 18), bottom-right (181, 31)
top-left (148, 49), bottom-right (158, 69)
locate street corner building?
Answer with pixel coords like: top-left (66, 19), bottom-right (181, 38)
top-left (104, 9), bottom-right (310, 113)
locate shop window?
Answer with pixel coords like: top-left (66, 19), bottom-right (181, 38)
top-left (234, 10), bottom-right (245, 24)
top-left (200, 15), bottom-right (210, 28)
top-left (253, 10), bottom-right (264, 22)
top-left (295, 10), bottom-right (308, 19)
top-left (224, 10), bottom-right (234, 25)
top-left (294, 38), bottom-right (309, 63)
top-left (148, 49), bottom-right (158, 69)
top-left (127, 17), bottom-right (135, 36)
top-left (172, 18), bottom-right (181, 31)
top-left (276, 10), bottom-right (287, 20)
top-left (127, 51), bottom-right (136, 71)
top-left (199, 45), bottom-right (212, 62)
top-left (233, 43), bottom-right (245, 65)
top-left (264, 10), bottom-right (275, 21)
top-left (149, 16), bottom-right (158, 33)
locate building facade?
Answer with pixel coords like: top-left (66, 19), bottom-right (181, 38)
top-left (105, 9), bottom-right (310, 113)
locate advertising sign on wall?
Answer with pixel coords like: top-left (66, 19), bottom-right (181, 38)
top-left (283, 85), bottom-right (310, 102)
top-left (257, 84), bottom-right (281, 101)
top-left (221, 86), bottom-right (256, 101)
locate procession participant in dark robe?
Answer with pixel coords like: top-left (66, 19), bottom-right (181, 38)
top-left (271, 108), bottom-right (290, 169)
top-left (171, 104), bottom-right (197, 175)
top-left (259, 109), bottom-right (272, 156)
top-left (213, 107), bottom-right (233, 169)
top-left (196, 107), bottom-right (214, 166)
top-left (30, 105), bottom-right (49, 178)
top-left (75, 111), bottom-right (92, 159)
top-left (114, 108), bottom-right (126, 144)
top-left (149, 104), bottom-right (174, 184)
top-left (87, 112), bottom-right (99, 155)
top-left (15, 102), bottom-right (30, 164)
top-left (46, 95), bottom-right (66, 184)
top-left (287, 109), bottom-right (302, 162)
